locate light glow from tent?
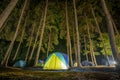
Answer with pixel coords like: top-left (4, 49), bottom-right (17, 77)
top-left (112, 61), bottom-right (117, 65)
top-left (61, 62), bottom-right (68, 69)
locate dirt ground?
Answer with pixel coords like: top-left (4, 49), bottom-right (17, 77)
top-left (0, 67), bottom-right (120, 80)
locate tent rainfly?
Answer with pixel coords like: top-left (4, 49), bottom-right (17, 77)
top-left (13, 60), bottom-right (26, 68)
top-left (43, 52), bottom-right (69, 70)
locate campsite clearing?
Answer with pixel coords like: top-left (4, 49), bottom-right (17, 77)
top-left (0, 67), bottom-right (119, 80)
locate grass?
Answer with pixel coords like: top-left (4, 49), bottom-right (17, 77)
top-left (0, 67), bottom-right (120, 80)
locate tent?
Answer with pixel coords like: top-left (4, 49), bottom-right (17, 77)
top-left (36, 59), bottom-right (44, 67)
top-left (73, 61), bottom-right (94, 67)
top-left (13, 60), bottom-right (26, 68)
top-left (43, 52), bottom-right (69, 70)
top-left (82, 60), bottom-right (94, 66)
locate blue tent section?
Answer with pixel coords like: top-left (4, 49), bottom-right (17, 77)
top-left (55, 52), bottom-right (66, 66)
top-left (82, 60), bottom-right (94, 66)
top-left (13, 60), bottom-right (26, 68)
top-left (62, 53), bottom-right (69, 67)
top-left (37, 59), bottom-right (44, 67)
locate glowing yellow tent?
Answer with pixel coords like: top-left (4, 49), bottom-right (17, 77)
top-left (43, 52), bottom-right (69, 70)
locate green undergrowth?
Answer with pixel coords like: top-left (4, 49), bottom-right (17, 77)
top-left (0, 67), bottom-right (120, 80)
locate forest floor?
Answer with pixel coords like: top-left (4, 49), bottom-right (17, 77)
top-left (0, 66), bottom-right (120, 80)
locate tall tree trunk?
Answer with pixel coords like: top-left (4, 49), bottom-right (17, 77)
top-left (110, 12), bottom-right (119, 64)
top-left (46, 31), bottom-right (51, 57)
top-left (90, 5), bottom-right (110, 66)
top-left (90, 35), bottom-right (97, 66)
top-left (73, 0), bottom-right (81, 67)
top-left (111, 17), bottom-right (120, 37)
top-left (85, 17), bottom-right (94, 64)
top-left (86, 24), bottom-right (94, 64)
top-left (1, 0), bottom-right (28, 66)
top-left (85, 15), bottom-right (97, 66)
top-left (110, 16), bottom-right (120, 43)
top-left (73, 27), bottom-right (77, 65)
top-left (0, 17), bottom-right (9, 32)
top-left (101, 0), bottom-right (120, 64)
top-left (34, 0), bottom-right (48, 66)
top-left (12, 26), bottom-right (25, 61)
top-left (66, 0), bottom-right (73, 67)
top-left (12, 16), bottom-right (27, 61)
top-left (0, 0), bottom-right (18, 30)
top-left (84, 36), bottom-right (89, 61)
top-left (25, 23), bottom-right (35, 61)
top-left (28, 14), bottom-right (43, 63)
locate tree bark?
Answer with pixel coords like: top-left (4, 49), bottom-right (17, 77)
top-left (0, 17), bottom-right (9, 32)
top-left (28, 14), bottom-right (43, 63)
top-left (34, 0), bottom-right (48, 66)
top-left (46, 31), bottom-right (51, 57)
top-left (73, 0), bottom-right (81, 67)
top-left (110, 15), bottom-right (120, 42)
top-left (66, 0), bottom-right (73, 67)
top-left (0, 0), bottom-right (18, 30)
top-left (86, 24), bottom-right (94, 64)
top-left (73, 27), bottom-right (77, 65)
top-left (85, 15), bottom-right (97, 66)
top-left (101, 0), bottom-right (120, 63)
top-left (25, 23), bottom-right (35, 61)
top-left (12, 26), bottom-right (25, 61)
top-left (1, 0), bottom-right (28, 66)
top-left (84, 36), bottom-right (89, 61)
top-left (12, 16), bottom-right (27, 61)
top-left (111, 17), bottom-right (120, 36)
top-left (90, 5), bottom-right (110, 66)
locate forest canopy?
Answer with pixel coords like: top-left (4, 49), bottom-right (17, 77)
top-left (0, 0), bottom-right (120, 67)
